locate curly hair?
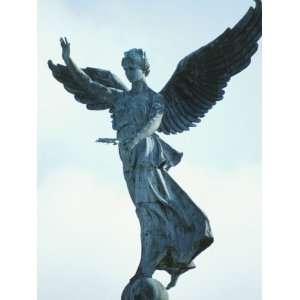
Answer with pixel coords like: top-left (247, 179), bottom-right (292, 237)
top-left (121, 48), bottom-right (150, 77)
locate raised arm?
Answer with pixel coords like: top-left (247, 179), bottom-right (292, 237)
top-left (60, 37), bottom-right (122, 105)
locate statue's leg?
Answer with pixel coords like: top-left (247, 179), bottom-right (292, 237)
top-left (131, 230), bottom-right (166, 282)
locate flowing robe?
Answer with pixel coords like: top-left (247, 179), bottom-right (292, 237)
top-left (112, 89), bottom-right (214, 276)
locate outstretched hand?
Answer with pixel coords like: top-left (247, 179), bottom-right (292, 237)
top-left (60, 37), bottom-right (71, 64)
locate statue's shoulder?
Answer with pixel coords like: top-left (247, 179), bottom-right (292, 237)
top-left (145, 88), bottom-right (165, 114)
top-left (147, 88), bottom-right (164, 103)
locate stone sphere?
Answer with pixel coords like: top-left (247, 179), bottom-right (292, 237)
top-left (121, 278), bottom-right (169, 300)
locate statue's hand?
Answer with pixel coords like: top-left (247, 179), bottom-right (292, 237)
top-left (121, 136), bottom-right (141, 152)
top-left (60, 37), bottom-right (71, 64)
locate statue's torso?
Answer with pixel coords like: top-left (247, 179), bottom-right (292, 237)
top-left (112, 90), bottom-right (158, 141)
top-left (111, 89), bottom-right (164, 171)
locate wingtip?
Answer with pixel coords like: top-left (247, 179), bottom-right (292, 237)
top-left (47, 59), bottom-right (54, 70)
top-left (254, 0), bottom-right (262, 8)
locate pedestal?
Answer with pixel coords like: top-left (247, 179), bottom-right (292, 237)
top-left (121, 278), bottom-right (169, 300)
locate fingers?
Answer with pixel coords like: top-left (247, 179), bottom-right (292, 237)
top-left (60, 37), bottom-right (65, 48)
top-left (60, 37), bottom-right (70, 47)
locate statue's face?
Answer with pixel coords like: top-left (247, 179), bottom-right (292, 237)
top-left (123, 64), bottom-right (145, 83)
top-left (122, 52), bottom-right (146, 83)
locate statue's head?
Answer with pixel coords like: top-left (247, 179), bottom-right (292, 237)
top-left (121, 48), bottom-right (150, 83)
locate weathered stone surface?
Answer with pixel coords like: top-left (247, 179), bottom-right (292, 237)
top-left (121, 278), bottom-right (169, 300)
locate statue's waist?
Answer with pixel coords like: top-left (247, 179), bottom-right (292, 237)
top-left (116, 122), bottom-right (150, 141)
top-left (118, 134), bottom-right (183, 172)
top-left (112, 116), bottom-right (147, 132)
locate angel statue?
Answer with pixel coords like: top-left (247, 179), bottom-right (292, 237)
top-left (48, 1), bottom-right (261, 299)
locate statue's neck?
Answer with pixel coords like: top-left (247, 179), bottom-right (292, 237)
top-left (131, 79), bottom-right (147, 94)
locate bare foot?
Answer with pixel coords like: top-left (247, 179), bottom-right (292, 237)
top-left (166, 273), bottom-right (179, 290)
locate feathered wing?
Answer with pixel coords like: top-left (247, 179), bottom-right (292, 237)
top-left (158, 0), bottom-right (262, 134)
top-left (48, 61), bottom-right (129, 110)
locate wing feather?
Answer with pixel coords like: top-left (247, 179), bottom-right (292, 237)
top-left (48, 60), bottom-right (128, 110)
top-left (158, 0), bottom-right (261, 134)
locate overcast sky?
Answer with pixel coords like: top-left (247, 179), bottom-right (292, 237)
top-left (38, 0), bottom-right (261, 299)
